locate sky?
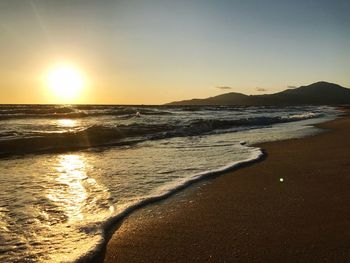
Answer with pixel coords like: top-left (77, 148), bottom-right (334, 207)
top-left (0, 0), bottom-right (349, 104)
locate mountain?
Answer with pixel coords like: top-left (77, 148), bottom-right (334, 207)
top-left (166, 82), bottom-right (350, 106)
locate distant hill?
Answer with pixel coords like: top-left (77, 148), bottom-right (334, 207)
top-left (167, 82), bottom-right (350, 106)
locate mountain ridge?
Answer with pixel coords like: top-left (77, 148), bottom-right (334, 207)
top-left (166, 81), bottom-right (350, 106)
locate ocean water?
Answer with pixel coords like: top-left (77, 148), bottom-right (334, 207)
top-left (0, 105), bottom-right (339, 262)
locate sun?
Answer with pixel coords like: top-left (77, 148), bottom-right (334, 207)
top-left (46, 64), bottom-right (84, 102)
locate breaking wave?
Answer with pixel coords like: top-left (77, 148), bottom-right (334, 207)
top-left (0, 112), bottom-right (321, 157)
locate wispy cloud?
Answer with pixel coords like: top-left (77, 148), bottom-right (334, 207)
top-left (216, 86), bottom-right (233, 90)
top-left (256, 87), bottom-right (268, 92)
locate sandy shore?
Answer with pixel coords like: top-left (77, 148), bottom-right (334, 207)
top-left (102, 110), bottom-right (350, 262)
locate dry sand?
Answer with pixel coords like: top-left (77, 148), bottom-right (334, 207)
top-left (102, 110), bottom-right (350, 263)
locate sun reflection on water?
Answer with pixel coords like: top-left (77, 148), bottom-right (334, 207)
top-left (47, 154), bottom-right (88, 221)
top-left (57, 119), bottom-right (77, 127)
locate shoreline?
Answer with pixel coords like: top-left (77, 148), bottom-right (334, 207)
top-left (101, 108), bottom-right (350, 262)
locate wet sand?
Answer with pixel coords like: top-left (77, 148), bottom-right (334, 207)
top-left (103, 110), bottom-right (350, 262)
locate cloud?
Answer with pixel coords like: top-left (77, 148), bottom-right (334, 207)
top-left (256, 87), bottom-right (268, 92)
top-left (216, 86), bottom-right (233, 90)
top-left (287, 85), bottom-right (297, 89)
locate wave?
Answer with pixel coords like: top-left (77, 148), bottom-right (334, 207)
top-left (0, 112), bottom-right (321, 157)
top-left (74, 146), bottom-right (264, 263)
top-left (0, 105), bottom-right (172, 120)
top-left (0, 105), bottom-right (77, 115)
top-left (0, 125), bottom-right (144, 157)
top-left (162, 113), bottom-right (322, 137)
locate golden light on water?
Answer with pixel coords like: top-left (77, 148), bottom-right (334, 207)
top-left (46, 64), bottom-right (84, 102)
top-left (57, 119), bottom-right (77, 127)
top-left (46, 153), bottom-right (115, 224)
top-left (48, 154), bottom-right (88, 221)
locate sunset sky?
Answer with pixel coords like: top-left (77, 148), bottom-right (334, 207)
top-left (0, 0), bottom-right (349, 104)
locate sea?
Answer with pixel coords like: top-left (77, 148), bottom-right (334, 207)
top-left (0, 104), bottom-right (340, 262)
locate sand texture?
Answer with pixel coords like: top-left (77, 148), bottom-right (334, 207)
top-left (103, 111), bottom-right (350, 263)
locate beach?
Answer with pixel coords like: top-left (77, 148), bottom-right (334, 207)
top-left (1, 1), bottom-right (349, 261)
top-left (1, 105), bottom-right (338, 262)
top-left (103, 110), bottom-right (350, 262)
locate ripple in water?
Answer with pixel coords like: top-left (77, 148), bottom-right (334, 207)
top-left (0, 106), bottom-right (339, 262)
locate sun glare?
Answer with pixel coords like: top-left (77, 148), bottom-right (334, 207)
top-left (46, 64), bottom-right (84, 102)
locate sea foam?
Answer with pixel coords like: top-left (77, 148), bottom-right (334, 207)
top-left (0, 105), bottom-right (340, 262)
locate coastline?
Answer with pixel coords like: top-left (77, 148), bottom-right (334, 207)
top-left (101, 108), bottom-right (350, 262)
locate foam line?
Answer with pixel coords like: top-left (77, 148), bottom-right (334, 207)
top-left (75, 146), bottom-right (264, 263)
